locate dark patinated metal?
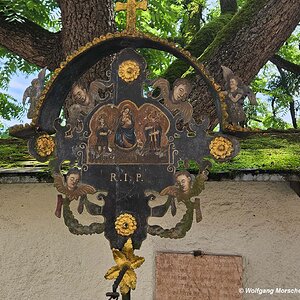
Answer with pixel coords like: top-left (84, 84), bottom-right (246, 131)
top-left (9, 4), bottom-right (241, 297)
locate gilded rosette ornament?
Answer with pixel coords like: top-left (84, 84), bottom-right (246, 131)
top-left (115, 213), bottom-right (138, 236)
top-left (118, 60), bottom-right (140, 82)
top-left (209, 136), bottom-right (233, 159)
top-left (35, 134), bottom-right (55, 157)
top-left (105, 238), bottom-right (145, 295)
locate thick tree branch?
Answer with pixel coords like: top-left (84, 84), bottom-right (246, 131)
top-left (270, 54), bottom-right (300, 75)
top-left (190, 0), bottom-right (300, 126)
top-left (0, 13), bottom-right (61, 70)
top-left (164, 0), bottom-right (237, 84)
top-left (164, 13), bottom-right (234, 83)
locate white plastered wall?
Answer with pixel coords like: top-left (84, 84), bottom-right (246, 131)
top-left (0, 182), bottom-right (299, 300)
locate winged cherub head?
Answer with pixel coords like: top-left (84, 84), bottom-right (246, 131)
top-left (72, 85), bottom-right (87, 104)
top-left (175, 170), bottom-right (192, 194)
top-left (173, 79), bottom-right (192, 103)
top-left (66, 168), bottom-right (81, 191)
top-left (229, 77), bottom-right (238, 92)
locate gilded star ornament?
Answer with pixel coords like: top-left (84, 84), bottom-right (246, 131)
top-left (209, 136), bottom-right (233, 159)
top-left (105, 238), bottom-right (145, 295)
top-left (118, 60), bottom-right (140, 82)
top-left (35, 134), bottom-right (55, 157)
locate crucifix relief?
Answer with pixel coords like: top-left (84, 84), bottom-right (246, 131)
top-left (116, 0), bottom-right (148, 32)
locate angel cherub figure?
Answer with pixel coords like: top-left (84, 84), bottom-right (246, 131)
top-left (54, 168), bottom-right (96, 218)
top-left (151, 78), bottom-right (194, 132)
top-left (67, 80), bottom-right (110, 133)
top-left (155, 170), bottom-right (208, 223)
top-left (221, 66), bottom-right (257, 128)
top-left (22, 67), bottom-right (47, 119)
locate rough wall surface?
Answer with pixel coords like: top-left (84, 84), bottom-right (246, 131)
top-left (0, 182), bottom-right (299, 300)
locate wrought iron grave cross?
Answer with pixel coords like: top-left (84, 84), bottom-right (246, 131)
top-left (9, 1), bottom-right (242, 299)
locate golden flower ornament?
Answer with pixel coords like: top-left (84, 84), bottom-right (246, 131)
top-left (115, 213), bottom-right (137, 236)
top-left (209, 136), bottom-right (233, 159)
top-left (35, 134), bottom-right (55, 157)
top-left (105, 238), bottom-right (145, 295)
top-left (118, 60), bottom-right (140, 82)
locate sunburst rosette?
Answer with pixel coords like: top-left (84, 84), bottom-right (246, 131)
top-left (28, 132), bottom-right (56, 162)
top-left (118, 60), bottom-right (140, 82)
top-left (115, 213), bottom-right (138, 236)
top-left (209, 135), bottom-right (239, 161)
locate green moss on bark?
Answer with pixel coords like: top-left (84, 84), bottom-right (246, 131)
top-left (200, 0), bottom-right (268, 62)
top-left (164, 13), bottom-right (235, 83)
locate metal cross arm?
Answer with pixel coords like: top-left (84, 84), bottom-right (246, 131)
top-left (115, 0), bottom-right (148, 32)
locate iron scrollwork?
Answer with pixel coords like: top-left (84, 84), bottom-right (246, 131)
top-left (10, 3), bottom-right (241, 297)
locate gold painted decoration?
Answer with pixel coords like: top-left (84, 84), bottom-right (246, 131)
top-left (116, 0), bottom-right (148, 33)
top-left (10, 31), bottom-right (218, 137)
top-left (35, 134), bottom-right (55, 157)
top-left (115, 213), bottom-right (138, 236)
top-left (118, 60), bottom-right (140, 82)
top-left (209, 136), bottom-right (233, 160)
top-left (105, 238), bottom-right (145, 295)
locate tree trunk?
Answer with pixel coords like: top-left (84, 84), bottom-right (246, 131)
top-left (164, 0), bottom-right (237, 84)
top-left (271, 98), bottom-right (276, 118)
top-left (277, 66), bottom-right (298, 129)
top-left (58, 0), bottom-right (116, 112)
top-left (0, 0), bottom-right (299, 127)
top-left (289, 100), bottom-right (298, 129)
top-left (190, 0), bottom-right (300, 126)
top-left (59, 0), bottom-right (115, 83)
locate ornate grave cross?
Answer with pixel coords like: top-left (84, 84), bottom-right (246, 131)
top-left (116, 0), bottom-right (148, 32)
top-left (9, 1), bottom-right (245, 299)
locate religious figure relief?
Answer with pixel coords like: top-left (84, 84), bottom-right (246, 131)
top-left (94, 114), bottom-right (112, 158)
top-left (67, 80), bottom-right (109, 132)
top-left (221, 65), bottom-right (257, 128)
top-left (144, 110), bottom-right (162, 153)
top-left (87, 101), bottom-right (170, 164)
top-left (22, 67), bottom-right (47, 119)
top-left (114, 105), bottom-right (137, 149)
top-left (152, 78), bottom-right (194, 132)
top-left (53, 168), bottom-right (96, 218)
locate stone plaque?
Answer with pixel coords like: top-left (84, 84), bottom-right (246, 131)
top-left (155, 252), bottom-right (243, 300)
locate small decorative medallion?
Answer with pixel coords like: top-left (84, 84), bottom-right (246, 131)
top-left (35, 134), bottom-right (55, 157)
top-left (115, 213), bottom-right (138, 236)
top-left (209, 136), bottom-right (233, 159)
top-left (118, 60), bottom-right (140, 82)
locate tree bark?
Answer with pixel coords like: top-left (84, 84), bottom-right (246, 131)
top-left (164, 0), bottom-right (237, 84)
top-left (0, 0), bottom-right (299, 127)
top-left (60, 0), bottom-right (115, 57)
top-left (0, 0), bottom-right (115, 75)
top-left (190, 0), bottom-right (300, 126)
top-left (220, 0), bottom-right (238, 14)
top-left (270, 54), bottom-right (300, 75)
top-left (0, 13), bottom-right (61, 70)
top-left (59, 0), bottom-right (115, 84)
